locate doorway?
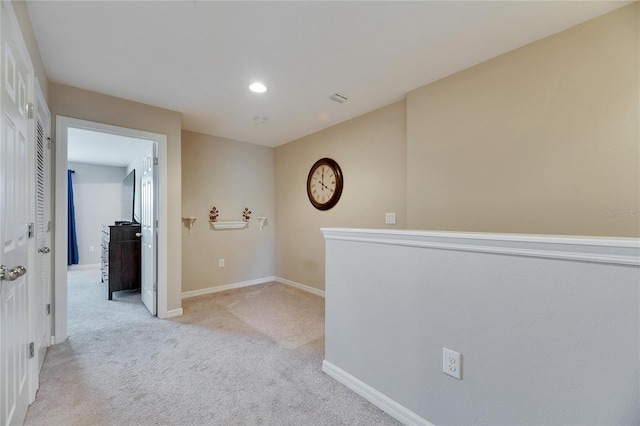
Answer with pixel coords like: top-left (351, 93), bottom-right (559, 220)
top-left (54, 116), bottom-right (169, 343)
top-left (67, 130), bottom-right (152, 311)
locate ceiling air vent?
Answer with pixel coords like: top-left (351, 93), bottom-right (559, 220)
top-left (330, 93), bottom-right (348, 104)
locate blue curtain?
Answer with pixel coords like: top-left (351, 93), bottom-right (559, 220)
top-left (68, 170), bottom-right (79, 265)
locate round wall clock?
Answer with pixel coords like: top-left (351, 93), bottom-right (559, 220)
top-left (306, 158), bottom-right (343, 210)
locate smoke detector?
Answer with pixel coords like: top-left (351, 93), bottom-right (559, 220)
top-left (329, 93), bottom-right (348, 104)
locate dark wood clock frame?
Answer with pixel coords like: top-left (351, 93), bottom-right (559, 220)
top-left (306, 157), bottom-right (344, 210)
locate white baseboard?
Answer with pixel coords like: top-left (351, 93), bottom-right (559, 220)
top-left (164, 308), bottom-right (184, 318)
top-left (67, 263), bottom-right (101, 270)
top-left (276, 277), bottom-right (325, 298)
top-left (322, 360), bottom-right (433, 426)
top-left (181, 276), bottom-right (325, 300)
top-left (181, 277), bottom-right (276, 299)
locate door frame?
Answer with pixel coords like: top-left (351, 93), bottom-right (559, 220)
top-left (53, 116), bottom-right (168, 342)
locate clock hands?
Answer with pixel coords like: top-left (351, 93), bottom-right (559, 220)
top-left (311, 165), bottom-right (336, 204)
top-left (313, 168), bottom-right (331, 193)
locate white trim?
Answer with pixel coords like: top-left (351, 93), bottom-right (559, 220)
top-left (155, 130), bottom-right (169, 319)
top-left (55, 116), bottom-right (169, 340)
top-left (321, 228), bottom-right (640, 266)
top-left (182, 277), bottom-right (276, 299)
top-left (181, 277), bottom-right (325, 299)
top-left (67, 263), bottom-right (100, 270)
top-left (54, 117), bottom-right (69, 342)
top-left (322, 360), bottom-right (433, 426)
top-left (276, 277), bottom-right (325, 298)
top-left (164, 308), bottom-right (183, 319)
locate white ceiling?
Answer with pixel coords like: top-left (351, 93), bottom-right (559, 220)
top-left (27, 1), bottom-right (631, 148)
top-left (67, 128), bottom-right (151, 167)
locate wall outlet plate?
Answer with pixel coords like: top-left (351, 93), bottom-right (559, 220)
top-left (218, 259), bottom-right (225, 267)
top-left (385, 212), bottom-right (396, 224)
top-left (443, 347), bottom-right (462, 379)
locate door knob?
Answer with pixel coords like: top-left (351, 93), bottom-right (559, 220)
top-left (135, 233), bottom-right (142, 237)
top-left (0, 265), bottom-right (26, 281)
top-left (38, 247), bottom-right (51, 254)
top-left (0, 265), bottom-right (16, 281)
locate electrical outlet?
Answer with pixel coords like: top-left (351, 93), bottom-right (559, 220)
top-left (88, 245), bottom-right (94, 252)
top-left (385, 212), bottom-right (396, 225)
top-left (443, 348), bottom-right (462, 380)
top-left (218, 259), bottom-right (225, 268)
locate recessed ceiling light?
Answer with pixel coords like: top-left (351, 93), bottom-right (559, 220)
top-left (249, 82), bottom-right (267, 93)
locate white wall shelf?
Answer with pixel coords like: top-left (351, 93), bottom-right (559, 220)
top-left (209, 221), bottom-right (249, 230)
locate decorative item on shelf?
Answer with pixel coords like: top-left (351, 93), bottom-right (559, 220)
top-left (209, 206), bottom-right (219, 222)
top-left (182, 217), bottom-right (197, 234)
top-left (256, 216), bottom-right (267, 232)
top-left (207, 206), bottom-right (252, 230)
top-left (242, 207), bottom-right (252, 222)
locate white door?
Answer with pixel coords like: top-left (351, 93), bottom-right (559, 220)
top-left (140, 147), bottom-right (156, 315)
top-left (34, 84), bottom-right (51, 372)
top-left (0, 3), bottom-right (33, 424)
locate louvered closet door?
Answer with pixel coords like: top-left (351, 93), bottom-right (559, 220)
top-left (34, 85), bottom-right (51, 372)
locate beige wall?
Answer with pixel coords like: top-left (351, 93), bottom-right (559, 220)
top-left (407, 3), bottom-right (639, 237)
top-left (181, 131), bottom-right (275, 293)
top-left (49, 83), bottom-right (183, 311)
top-left (275, 4), bottom-right (638, 291)
top-left (275, 101), bottom-right (407, 291)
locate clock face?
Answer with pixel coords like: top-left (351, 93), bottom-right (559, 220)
top-left (307, 158), bottom-right (343, 210)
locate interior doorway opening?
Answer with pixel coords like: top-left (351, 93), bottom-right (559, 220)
top-left (54, 116), bottom-right (169, 343)
top-left (66, 129), bottom-right (153, 311)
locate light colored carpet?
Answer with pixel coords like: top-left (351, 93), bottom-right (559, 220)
top-left (24, 269), bottom-right (400, 426)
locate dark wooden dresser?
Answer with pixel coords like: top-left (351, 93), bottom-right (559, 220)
top-left (101, 224), bottom-right (141, 300)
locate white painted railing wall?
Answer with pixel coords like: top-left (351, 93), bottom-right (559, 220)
top-left (322, 228), bottom-right (640, 425)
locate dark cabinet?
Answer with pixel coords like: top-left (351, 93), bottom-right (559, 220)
top-left (101, 224), bottom-right (141, 300)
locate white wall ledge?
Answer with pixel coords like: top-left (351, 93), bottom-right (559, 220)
top-left (321, 228), bottom-right (640, 266)
top-left (210, 221), bottom-right (249, 230)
